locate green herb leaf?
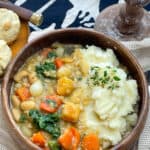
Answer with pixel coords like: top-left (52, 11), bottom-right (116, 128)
top-left (48, 140), bottom-right (61, 150)
top-left (48, 52), bottom-right (57, 58)
top-left (19, 114), bottom-right (27, 123)
top-left (104, 70), bottom-right (107, 77)
top-left (36, 62), bottom-right (56, 79)
top-left (46, 99), bottom-right (57, 108)
top-left (29, 110), bottom-right (60, 138)
top-left (113, 76), bottom-right (121, 81)
top-left (89, 66), bottom-right (120, 90)
top-left (77, 77), bottom-right (82, 81)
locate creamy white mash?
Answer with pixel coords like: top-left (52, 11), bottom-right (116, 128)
top-left (78, 46), bottom-right (139, 149)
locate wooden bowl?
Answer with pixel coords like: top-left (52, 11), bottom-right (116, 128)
top-left (1, 29), bottom-right (149, 150)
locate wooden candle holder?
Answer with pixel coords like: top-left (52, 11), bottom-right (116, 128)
top-left (94, 0), bottom-right (150, 41)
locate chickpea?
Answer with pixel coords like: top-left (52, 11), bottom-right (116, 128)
top-left (12, 95), bottom-right (20, 108)
top-left (21, 101), bottom-right (35, 111)
top-left (14, 70), bottom-right (37, 84)
top-left (21, 126), bottom-right (32, 137)
top-left (61, 57), bottom-right (73, 63)
top-left (57, 66), bottom-right (72, 78)
top-left (14, 70), bottom-right (28, 82)
top-left (12, 108), bottom-right (21, 122)
top-left (28, 72), bottom-right (38, 84)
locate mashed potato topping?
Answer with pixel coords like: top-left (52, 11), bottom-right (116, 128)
top-left (78, 46), bottom-right (139, 148)
top-left (80, 45), bottom-right (119, 68)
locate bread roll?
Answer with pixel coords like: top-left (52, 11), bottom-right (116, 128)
top-left (0, 40), bottom-right (12, 76)
top-left (0, 8), bottom-right (21, 44)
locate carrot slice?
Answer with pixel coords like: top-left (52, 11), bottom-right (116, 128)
top-left (81, 133), bottom-right (100, 150)
top-left (40, 95), bottom-right (62, 113)
top-left (55, 58), bottom-right (63, 69)
top-left (31, 132), bottom-right (46, 147)
top-left (41, 48), bottom-right (52, 57)
top-left (46, 95), bottom-right (62, 106)
top-left (71, 127), bottom-right (80, 150)
top-left (15, 87), bottom-right (31, 101)
top-left (40, 101), bottom-right (56, 113)
top-left (58, 127), bottom-right (80, 150)
top-left (42, 147), bottom-right (49, 150)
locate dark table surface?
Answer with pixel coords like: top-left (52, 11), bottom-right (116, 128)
top-left (11, 0), bottom-right (150, 83)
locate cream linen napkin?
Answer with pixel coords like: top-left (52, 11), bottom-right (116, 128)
top-left (122, 40), bottom-right (150, 150)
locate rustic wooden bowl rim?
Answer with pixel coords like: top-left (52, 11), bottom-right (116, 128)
top-left (1, 28), bottom-right (149, 150)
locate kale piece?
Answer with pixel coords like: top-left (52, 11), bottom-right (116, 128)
top-left (36, 62), bottom-right (56, 79)
top-left (48, 51), bottom-right (57, 58)
top-left (29, 110), bottom-right (61, 138)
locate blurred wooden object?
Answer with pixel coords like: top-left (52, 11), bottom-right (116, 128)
top-left (94, 0), bottom-right (150, 41)
top-left (9, 21), bottom-right (29, 57)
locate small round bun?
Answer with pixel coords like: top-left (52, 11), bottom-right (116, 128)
top-left (0, 40), bottom-right (12, 76)
top-left (0, 8), bottom-right (21, 44)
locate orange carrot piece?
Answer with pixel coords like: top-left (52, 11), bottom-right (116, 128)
top-left (42, 147), bottom-right (49, 150)
top-left (41, 48), bottom-right (52, 57)
top-left (55, 58), bottom-right (63, 69)
top-left (46, 95), bottom-right (62, 106)
top-left (81, 133), bottom-right (100, 150)
top-left (58, 128), bottom-right (73, 149)
top-left (40, 95), bottom-right (62, 113)
top-left (15, 87), bottom-right (31, 101)
top-left (31, 132), bottom-right (46, 147)
top-left (40, 101), bottom-right (56, 113)
top-left (58, 127), bottom-right (80, 150)
top-left (71, 127), bottom-right (80, 150)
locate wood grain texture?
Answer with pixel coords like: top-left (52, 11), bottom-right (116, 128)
top-left (94, 4), bottom-right (150, 41)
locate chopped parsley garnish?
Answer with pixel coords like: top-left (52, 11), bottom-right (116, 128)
top-left (36, 61), bottom-right (56, 79)
top-left (48, 140), bottom-right (61, 150)
top-left (46, 99), bottom-right (57, 108)
top-left (19, 114), bottom-right (27, 123)
top-left (104, 70), bottom-right (107, 77)
top-left (48, 51), bottom-right (57, 58)
top-left (88, 66), bottom-right (121, 90)
top-left (77, 77), bottom-right (82, 81)
top-left (113, 76), bottom-right (121, 81)
top-left (29, 110), bottom-right (60, 138)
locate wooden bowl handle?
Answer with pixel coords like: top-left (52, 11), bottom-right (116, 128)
top-left (0, 1), bottom-right (43, 26)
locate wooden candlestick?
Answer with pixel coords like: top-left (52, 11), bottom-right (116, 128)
top-left (94, 0), bottom-right (150, 41)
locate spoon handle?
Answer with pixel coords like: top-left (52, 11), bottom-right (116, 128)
top-left (0, 1), bottom-right (43, 26)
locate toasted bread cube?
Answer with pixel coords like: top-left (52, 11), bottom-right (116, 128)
top-left (62, 102), bottom-right (80, 122)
